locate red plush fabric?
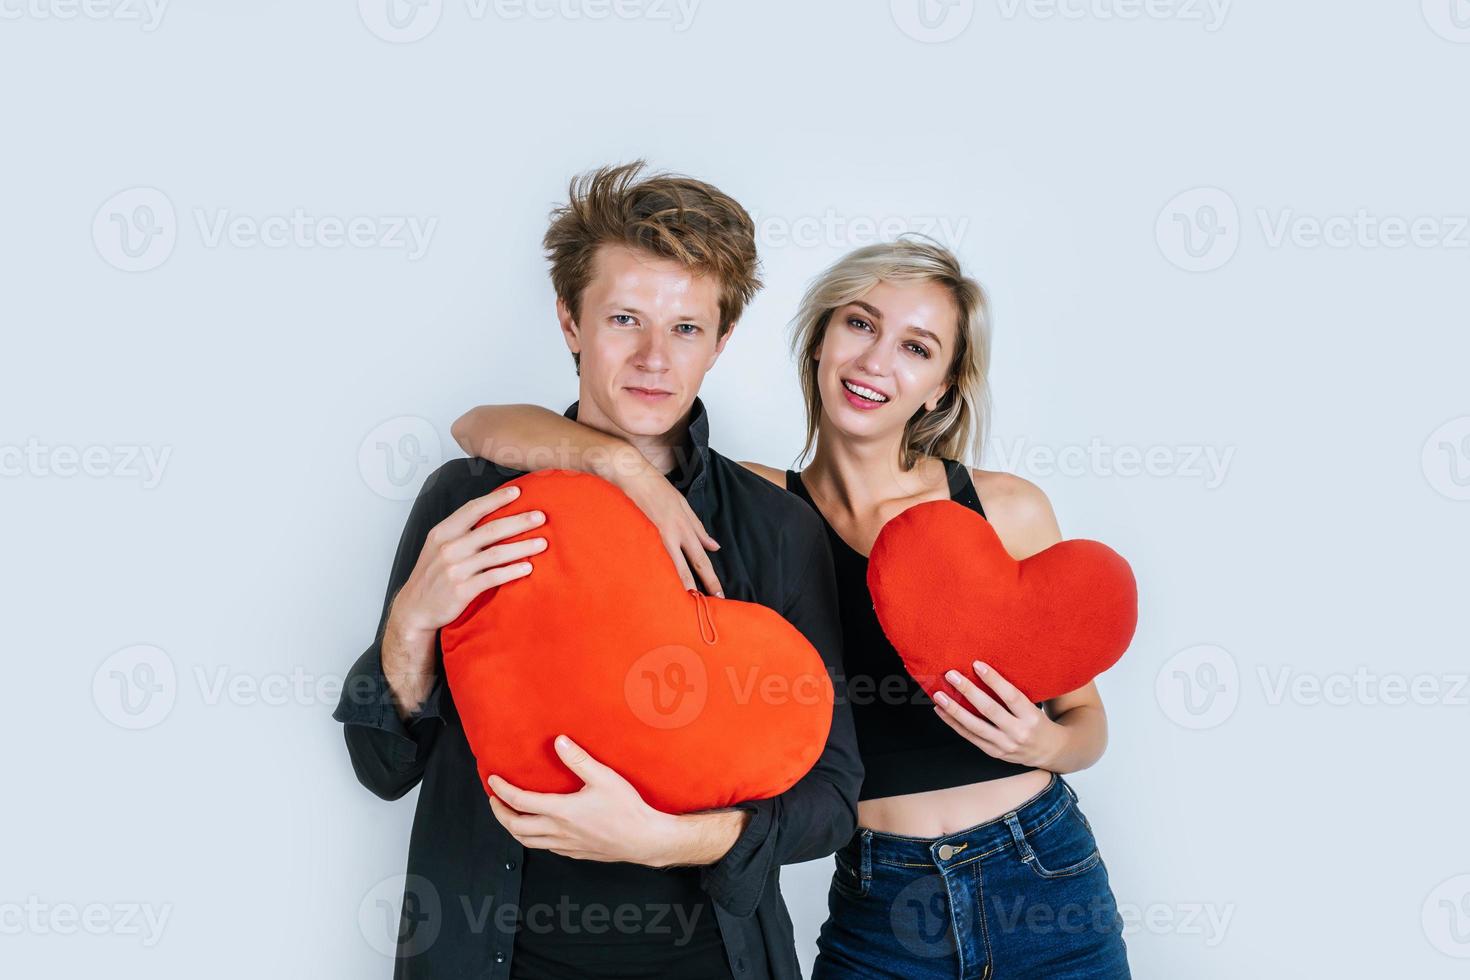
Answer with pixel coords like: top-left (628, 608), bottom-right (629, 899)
top-left (440, 469), bottom-right (834, 815)
top-left (866, 500), bottom-right (1137, 705)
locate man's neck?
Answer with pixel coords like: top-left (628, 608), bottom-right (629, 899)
top-left (573, 397), bottom-right (692, 478)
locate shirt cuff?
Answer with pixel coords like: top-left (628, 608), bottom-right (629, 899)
top-left (699, 797), bottom-right (778, 917)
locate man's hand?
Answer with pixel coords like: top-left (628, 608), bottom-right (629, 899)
top-left (487, 736), bottom-right (748, 867)
top-left (381, 484), bottom-right (547, 720)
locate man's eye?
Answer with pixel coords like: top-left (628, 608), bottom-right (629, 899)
top-left (675, 323), bottom-right (700, 335)
top-left (611, 315), bottom-right (636, 326)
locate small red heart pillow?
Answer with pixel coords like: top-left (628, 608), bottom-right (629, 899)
top-left (867, 500), bottom-right (1137, 705)
top-left (440, 470), bottom-right (834, 814)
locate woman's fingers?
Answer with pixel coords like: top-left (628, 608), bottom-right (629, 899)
top-left (683, 537), bottom-right (724, 598)
top-left (943, 669), bottom-right (1020, 735)
top-left (933, 689), bottom-right (1012, 747)
top-left (933, 701), bottom-right (1012, 758)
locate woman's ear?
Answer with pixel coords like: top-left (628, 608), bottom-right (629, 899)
top-left (925, 381), bottom-right (952, 413)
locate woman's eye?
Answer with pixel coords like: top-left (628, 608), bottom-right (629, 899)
top-left (847, 317), bottom-right (872, 331)
top-left (905, 343), bottom-right (931, 358)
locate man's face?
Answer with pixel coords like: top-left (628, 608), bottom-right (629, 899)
top-left (559, 244), bottom-right (731, 440)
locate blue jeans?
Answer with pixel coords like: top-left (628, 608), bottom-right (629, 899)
top-left (812, 773), bottom-right (1130, 979)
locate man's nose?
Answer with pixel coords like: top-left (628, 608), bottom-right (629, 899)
top-left (633, 327), bottom-right (671, 371)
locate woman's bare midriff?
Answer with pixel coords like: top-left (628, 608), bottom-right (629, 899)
top-left (857, 768), bottom-right (1054, 838)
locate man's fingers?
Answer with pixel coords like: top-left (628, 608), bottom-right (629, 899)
top-left (487, 795), bottom-right (558, 838)
top-left (466, 536), bottom-right (547, 576)
top-left (464, 561), bottom-right (533, 596)
top-left (552, 735), bottom-right (609, 785)
top-left (461, 508), bottom-right (547, 553)
top-left (487, 774), bottom-right (566, 817)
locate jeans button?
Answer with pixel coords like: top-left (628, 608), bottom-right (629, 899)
top-left (938, 843), bottom-right (957, 860)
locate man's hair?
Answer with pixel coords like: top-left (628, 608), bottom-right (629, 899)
top-left (543, 161), bottom-right (762, 372)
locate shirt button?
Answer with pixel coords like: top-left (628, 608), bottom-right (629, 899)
top-left (495, 951), bottom-right (505, 963)
top-left (938, 844), bottom-right (957, 860)
top-left (504, 860), bottom-right (515, 870)
top-left (736, 957), bottom-right (745, 972)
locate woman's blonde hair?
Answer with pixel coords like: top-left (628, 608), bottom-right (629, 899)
top-left (789, 235), bottom-right (992, 471)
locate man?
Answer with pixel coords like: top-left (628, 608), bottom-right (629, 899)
top-left (333, 161), bottom-right (861, 979)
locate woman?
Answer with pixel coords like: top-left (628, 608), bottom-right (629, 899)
top-left (452, 238), bottom-right (1131, 978)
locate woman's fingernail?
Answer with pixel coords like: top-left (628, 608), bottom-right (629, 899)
top-left (934, 691), bottom-right (951, 706)
top-left (974, 661), bottom-right (988, 674)
top-left (945, 670), bottom-right (962, 685)
top-left (715, 591), bottom-right (724, 599)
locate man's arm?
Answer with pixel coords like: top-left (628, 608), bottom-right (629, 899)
top-left (697, 522), bottom-right (863, 916)
top-left (333, 469), bottom-right (546, 801)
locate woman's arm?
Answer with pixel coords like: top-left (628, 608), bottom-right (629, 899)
top-left (450, 404), bottom-right (725, 596)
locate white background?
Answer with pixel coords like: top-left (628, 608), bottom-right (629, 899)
top-left (3, 0), bottom-right (1468, 976)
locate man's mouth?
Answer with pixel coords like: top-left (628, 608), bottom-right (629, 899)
top-left (841, 379), bottom-right (890, 406)
top-left (625, 386), bottom-right (674, 402)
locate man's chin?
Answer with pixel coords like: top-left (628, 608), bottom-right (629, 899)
top-left (606, 392), bottom-right (691, 437)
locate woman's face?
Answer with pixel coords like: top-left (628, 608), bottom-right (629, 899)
top-left (814, 278), bottom-right (959, 443)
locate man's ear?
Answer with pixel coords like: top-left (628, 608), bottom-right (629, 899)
top-left (556, 297), bottom-right (581, 356)
top-left (707, 320), bottom-right (737, 369)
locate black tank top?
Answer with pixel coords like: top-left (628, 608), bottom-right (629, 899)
top-left (786, 459), bottom-right (1037, 801)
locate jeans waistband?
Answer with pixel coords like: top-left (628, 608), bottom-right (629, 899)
top-left (845, 772), bottom-right (1078, 873)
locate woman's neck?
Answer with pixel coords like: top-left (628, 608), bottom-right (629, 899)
top-left (803, 422), bottom-right (938, 518)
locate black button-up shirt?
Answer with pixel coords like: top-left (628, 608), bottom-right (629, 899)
top-left (333, 397), bottom-right (862, 979)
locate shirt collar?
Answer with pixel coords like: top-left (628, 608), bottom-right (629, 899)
top-left (561, 396), bottom-right (712, 498)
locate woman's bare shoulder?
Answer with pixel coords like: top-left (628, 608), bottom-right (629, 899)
top-left (738, 460), bottom-right (787, 487)
top-left (970, 467), bottom-right (1062, 559)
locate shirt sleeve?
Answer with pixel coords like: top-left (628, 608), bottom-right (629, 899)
top-left (699, 522), bottom-right (863, 917)
top-left (332, 467), bottom-right (454, 802)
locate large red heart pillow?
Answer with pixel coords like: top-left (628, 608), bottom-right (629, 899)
top-left (440, 469), bottom-right (834, 814)
top-left (867, 500), bottom-right (1137, 705)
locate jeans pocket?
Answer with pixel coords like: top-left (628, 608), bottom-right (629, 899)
top-left (832, 846), bottom-right (870, 899)
top-left (1022, 803), bottom-right (1102, 880)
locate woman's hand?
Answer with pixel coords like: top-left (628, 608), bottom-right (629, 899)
top-left (617, 462), bottom-right (725, 597)
top-left (932, 661), bottom-right (1067, 770)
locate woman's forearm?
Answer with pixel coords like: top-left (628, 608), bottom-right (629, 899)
top-left (450, 404), bottom-right (645, 481)
top-left (1041, 703), bottom-right (1108, 774)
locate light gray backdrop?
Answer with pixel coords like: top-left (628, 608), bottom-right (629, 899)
top-left (3, 0), bottom-right (1468, 976)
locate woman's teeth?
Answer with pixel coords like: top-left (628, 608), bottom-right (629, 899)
top-left (843, 380), bottom-right (888, 403)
